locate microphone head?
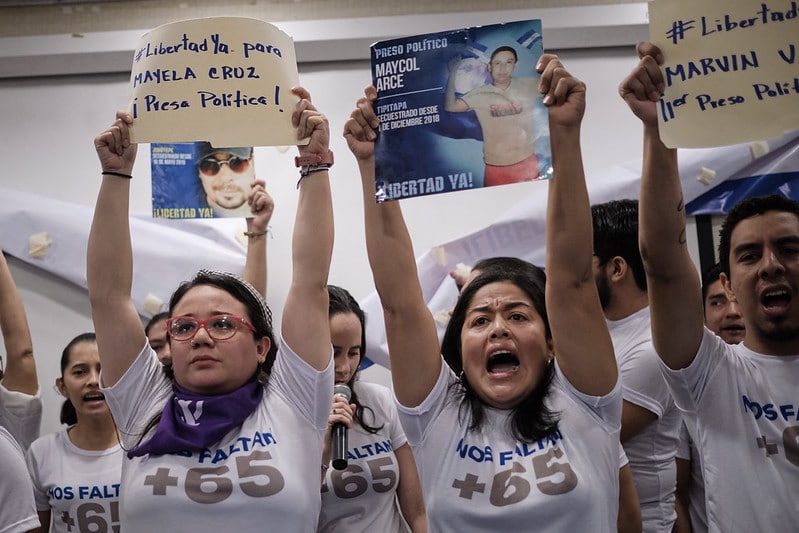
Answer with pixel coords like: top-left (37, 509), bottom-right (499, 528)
top-left (333, 382), bottom-right (352, 402)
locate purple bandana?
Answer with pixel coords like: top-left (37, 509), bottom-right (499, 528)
top-left (127, 380), bottom-right (263, 458)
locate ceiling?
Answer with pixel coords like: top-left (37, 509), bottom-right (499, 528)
top-left (0, 0), bottom-right (641, 38)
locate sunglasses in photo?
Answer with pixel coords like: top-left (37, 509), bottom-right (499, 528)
top-left (198, 156), bottom-right (251, 176)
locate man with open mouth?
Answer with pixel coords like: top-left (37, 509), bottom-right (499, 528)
top-left (627, 41), bottom-right (799, 533)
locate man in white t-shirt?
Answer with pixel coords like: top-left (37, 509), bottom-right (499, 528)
top-left (592, 199), bottom-right (681, 532)
top-left (625, 42), bottom-right (799, 532)
top-left (674, 263), bottom-right (746, 533)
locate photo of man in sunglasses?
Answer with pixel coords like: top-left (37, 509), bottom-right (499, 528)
top-left (196, 142), bottom-right (255, 217)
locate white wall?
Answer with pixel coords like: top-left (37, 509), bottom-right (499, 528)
top-left (2, 48), bottom-right (677, 434)
top-left (0, 4), bottom-right (704, 433)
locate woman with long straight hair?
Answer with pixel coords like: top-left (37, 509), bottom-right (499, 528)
top-left (26, 333), bottom-right (121, 533)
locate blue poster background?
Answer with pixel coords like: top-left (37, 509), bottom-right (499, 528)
top-left (151, 143), bottom-right (212, 219)
top-left (370, 19), bottom-right (551, 202)
top-left (151, 142), bottom-right (256, 219)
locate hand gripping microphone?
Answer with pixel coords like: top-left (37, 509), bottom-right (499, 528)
top-left (331, 383), bottom-right (352, 470)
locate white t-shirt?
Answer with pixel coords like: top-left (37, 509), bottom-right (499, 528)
top-left (318, 381), bottom-right (409, 533)
top-left (25, 428), bottom-right (122, 533)
top-left (0, 382), bottom-right (42, 450)
top-left (103, 339), bottom-right (333, 533)
top-left (676, 419), bottom-right (707, 533)
top-left (398, 358), bottom-right (622, 532)
top-left (0, 426), bottom-right (40, 533)
top-left (661, 327), bottom-right (799, 532)
top-left (608, 306), bottom-right (680, 532)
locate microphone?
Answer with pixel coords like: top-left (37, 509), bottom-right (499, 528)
top-left (331, 383), bottom-right (352, 470)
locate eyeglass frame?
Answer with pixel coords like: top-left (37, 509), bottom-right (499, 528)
top-left (166, 314), bottom-right (257, 342)
top-left (198, 156), bottom-right (252, 176)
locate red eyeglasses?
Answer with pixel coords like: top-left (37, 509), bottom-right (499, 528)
top-left (198, 156), bottom-right (251, 176)
top-left (166, 315), bottom-right (256, 342)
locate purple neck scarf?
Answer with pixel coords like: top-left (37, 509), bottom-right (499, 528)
top-left (127, 381), bottom-right (263, 458)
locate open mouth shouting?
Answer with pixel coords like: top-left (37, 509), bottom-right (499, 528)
top-left (761, 287), bottom-right (792, 316)
top-left (486, 350), bottom-right (520, 377)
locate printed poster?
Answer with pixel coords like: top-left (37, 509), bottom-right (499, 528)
top-left (649, 0), bottom-right (799, 148)
top-left (129, 16), bottom-right (304, 147)
top-left (151, 142), bottom-right (255, 219)
top-left (370, 19), bottom-right (552, 202)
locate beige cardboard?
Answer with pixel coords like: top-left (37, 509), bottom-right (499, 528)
top-left (128, 17), bottom-right (305, 147)
top-left (650, 0), bottom-right (799, 148)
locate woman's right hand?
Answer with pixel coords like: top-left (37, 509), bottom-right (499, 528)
top-left (94, 110), bottom-right (137, 173)
top-left (327, 393), bottom-right (355, 433)
top-left (321, 393), bottom-right (356, 471)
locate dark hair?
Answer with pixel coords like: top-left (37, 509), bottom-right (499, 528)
top-left (136, 271), bottom-right (276, 446)
top-left (328, 285), bottom-right (383, 434)
top-left (591, 199), bottom-right (647, 292)
top-left (441, 258), bottom-right (559, 443)
top-left (490, 46), bottom-right (518, 63)
top-left (701, 262), bottom-right (724, 308)
top-left (718, 195), bottom-right (799, 278)
top-left (167, 270), bottom-right (277, 380)
top-left (145, 311), bottom-right (170, 337)
top-left (59, 332), bottom-right (97, 425)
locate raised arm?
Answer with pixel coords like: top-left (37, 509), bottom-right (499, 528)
top-left (86, 111), bottom-right (147, 386)
top-left (344, 86), bottom-right (442, 407)
top-left (280, 87), bottom-right (334, 371)
top-left (444, 59), bottom-right (469, 113)
top-left (542, 55), bottom-right (616, 395)
top-left (0, 249), bottom-right (38, 395)
top-left (620, 42), bottom-right (704, 369)
top-left (242, 180), bottom-right (273, 297)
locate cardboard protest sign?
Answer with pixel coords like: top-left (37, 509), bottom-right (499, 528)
top-left (650, 0), bottom-right (799, 148)
top-left (128, 17), bottom-right (302, 147)
top-left (151, 142), bottom-right (256, 219)
top-left (370, 19), bottom-right (551, 202)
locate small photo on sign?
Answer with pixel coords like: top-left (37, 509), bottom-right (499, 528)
top-left (151, 142), bottom-right (255, 219)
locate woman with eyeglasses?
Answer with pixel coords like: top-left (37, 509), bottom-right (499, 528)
top-left (344, 56), bottom-right (621, 530)
top-left (87, 86), bottom-right (334, 532)
top-left (318, 285), bottom-right (426, 532)
top-left (25, 333), bottom-right (123, 533)
top-left (144, 180), bottom-right (273, 366)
